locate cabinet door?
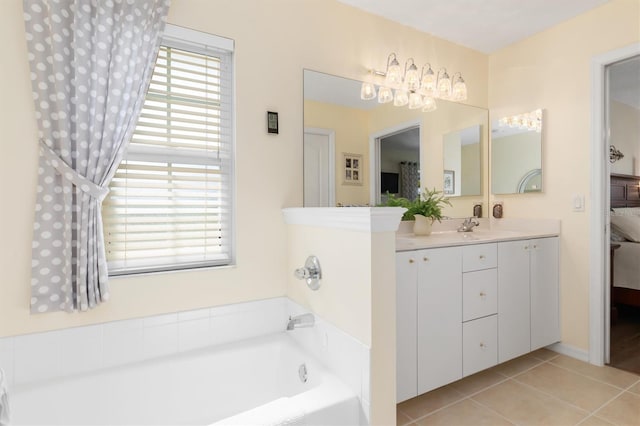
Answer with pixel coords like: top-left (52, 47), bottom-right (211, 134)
top-left (463, 314), bottom-right (498, 377)
top-left (396, 251), bottom-right (418, 403)
top-left (531, 237), bottom-right (560, 350)
top-left (497, 240), bottom-right (531, 362)
top-left (417, 246), bottom-right (462, 394)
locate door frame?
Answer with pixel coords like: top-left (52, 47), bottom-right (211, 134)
top-left (589, 43), bottom-right (640, 366)
top-left (369, 119), bottom-right (422, 205)
top-left (304, 127), bottom-right (336, 207)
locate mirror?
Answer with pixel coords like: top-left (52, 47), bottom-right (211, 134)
top-left (443, 125), bottom-right (481, 197)
top-left (491, 110), bottom-right (543, 194)
top-left (303, 69), bottom-right (488, 218)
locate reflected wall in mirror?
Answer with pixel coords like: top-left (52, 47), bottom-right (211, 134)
top-left (491, 109), bottom-right (543, 194)
top-left (443, 125), bottom-right (481, 197)
top-left (303, 70), bottom-right (489, 218)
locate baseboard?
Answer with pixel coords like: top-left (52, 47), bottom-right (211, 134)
top-left (547, 342), bottom-right (589, 363)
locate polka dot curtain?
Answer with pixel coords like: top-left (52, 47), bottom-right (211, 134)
top-left (23, 0), bottom-right (170, 313)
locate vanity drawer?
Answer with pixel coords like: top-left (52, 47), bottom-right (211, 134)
top-left (463, 269), bottom-right (497, 321)
top-left (463, 243), bottom-right (497, 272)
top-left (463, 314), bottom-right (498, 377)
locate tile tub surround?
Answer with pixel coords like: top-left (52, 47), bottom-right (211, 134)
top-left (397, 349), bottom-right (640, 426)
top-left (0, 297), bottom-right (370, 421)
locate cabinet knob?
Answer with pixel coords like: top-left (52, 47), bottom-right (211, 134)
top-left (479, 342), bottom-right (486, 349)
top-left (409, 258), bottom-right (415, 264)
top-left (479, 255), bottom-right (486, 260)
top-left (524, 245), bottom-right (529, 250)
top-left (479, 292), bottom-right (486, 297)
top-left (533, 244), bottom-right (538, 249)
top-left (423, 256), bottom-right (429, 262)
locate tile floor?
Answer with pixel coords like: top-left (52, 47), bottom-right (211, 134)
top-left (397, 349), bottom-right (640, 426)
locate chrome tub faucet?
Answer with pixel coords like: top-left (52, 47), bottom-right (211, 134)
top-left (286, 313), bottom-right (315, 330)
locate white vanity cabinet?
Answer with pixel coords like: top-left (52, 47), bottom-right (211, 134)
top-left (396, 234), bottom-right (559, 403)
top-left (396, 247), bottom-right (462, 402)
top-left (497, 237), bottom-right (559, 362)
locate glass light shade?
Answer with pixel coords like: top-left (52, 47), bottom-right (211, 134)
top-left (421, 96), bottom-right (437, 112)
top-left (408, 92), bottom-right (423, 109)
top-left (386, 58), bottom-right (403, 87)
top-left (393, 89), bottom-right (409, 107)
top-left (437, 74), bottom-right (451, 99)
top-left (377, 86), bottom-right (393, 103)
top-left (420, 67), bottom-right (436, 96)
top-left (360, 82), bottom-right (377, 100)
top-left (405, 63), bottom-right (420, 92)
top-left (451, 76), bottom-right (467, 101)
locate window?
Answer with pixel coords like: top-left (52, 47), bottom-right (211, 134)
top-left (103, 25), bottom-right (234, 275)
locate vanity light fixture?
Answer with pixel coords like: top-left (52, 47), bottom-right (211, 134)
top-left (609, 145), bottom-right (624, 163)
top-left (498, 109), bottom-right (542, 132)
top-left (359, 54), bottom-right (468, 113)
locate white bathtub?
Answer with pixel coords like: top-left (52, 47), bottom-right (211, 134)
top-left (9, 333), bottom-right (361, 425)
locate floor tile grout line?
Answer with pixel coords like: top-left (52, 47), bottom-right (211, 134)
top-left (398, 354), bottom-right (551, 424)
top-left (589, 387), bottom-right (632, 421)
top-left (509, 375), bottom-right (593, 416)
top-left (547, 358), bottom-right (640, 390)
top-left (466, 392), bottom-right (519, 425)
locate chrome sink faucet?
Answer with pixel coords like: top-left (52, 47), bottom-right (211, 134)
top-left (458, 217), bottom-right (480, 232)
top-left (286, 313), bottom-right (315, 330)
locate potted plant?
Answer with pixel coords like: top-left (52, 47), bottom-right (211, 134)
top-left (382, 188), bottom-right (451, 235)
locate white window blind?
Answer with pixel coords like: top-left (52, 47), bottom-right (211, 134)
top-left (103, 27), bottom-right (234, 275)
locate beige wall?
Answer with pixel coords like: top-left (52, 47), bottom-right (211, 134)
top-left (489, 0), bottom-right (640, 351)
top-left (0, 0), bottom-right (488, 338)
top-left (304, 100), bottom-right (371, 205)
top-left (610, 100), bottom-right (640, 175)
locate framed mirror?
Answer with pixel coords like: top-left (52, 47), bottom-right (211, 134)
top-left (303, 69), bottom-right (489, 218)
top-left (491, 110), bottom-right (543, 194)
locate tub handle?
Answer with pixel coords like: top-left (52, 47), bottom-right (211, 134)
top-left (294, 255), bottom-right (322, 291)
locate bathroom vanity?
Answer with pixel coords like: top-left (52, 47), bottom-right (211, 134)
top-left (395, 226), bottom-right (559, 403)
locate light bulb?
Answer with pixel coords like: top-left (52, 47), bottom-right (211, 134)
top-left (405, 60), bottom-right (420, 92)
top-left (420, 65), bottom-right (436, 96)
top-left (385, 55), bottom-right (402, 87)
top-left (360, 82), bottom-right (376, 100)
top-left (393, 89), bottom-right (409, 107)
top-left (436, 70), bottom-right (451, 99)
top-left (377, 86), bottom-right (393, 103)
top-left (451, 75), bottom-right (467, 101)
top-left (421, 96), bottom-right (437, 112)
top-left (408, 92), bottom-right (423, 109)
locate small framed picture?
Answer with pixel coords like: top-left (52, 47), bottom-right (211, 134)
top-left (267, 111), bottom-right (278, 134)
top-left (443, 170), bottom-right (455, 194)
top-left (343, 153), bottom-right (362, 185)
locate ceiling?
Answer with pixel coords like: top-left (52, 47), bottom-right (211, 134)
top-left (336, 0), bottom-right (610, 53)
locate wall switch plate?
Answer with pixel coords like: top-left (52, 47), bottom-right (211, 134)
top-left (572, 193), bottom-right (585, 212)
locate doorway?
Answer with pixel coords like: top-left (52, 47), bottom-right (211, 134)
top-left (606, 55), bottom-right (640, 375)
top-left (589, 43), bottom-right (640, 368)
top-left (303, 127), bottom-right (335, 207)
top-left (369, 120), bottom-right (421, 205)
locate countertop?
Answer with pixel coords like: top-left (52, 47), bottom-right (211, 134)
top-left (396, 218), bottom-right (561, 252)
